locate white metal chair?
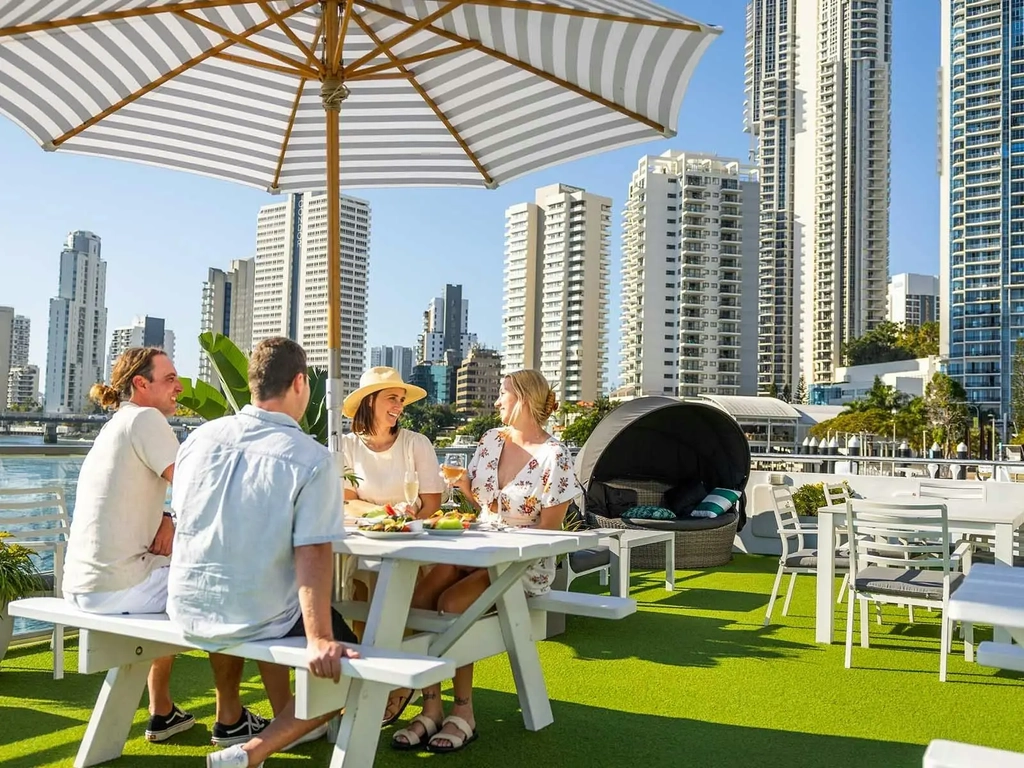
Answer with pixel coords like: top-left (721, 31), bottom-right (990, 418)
top-left (918, 482), bottom-right (986, 501)
top-left (764, 486), bottom-right (850, 626)
top-left (844, 499), bottom-right (973, 682)
top-left (0, 486), bottom-right (70, 678)
top-left (821, 482), bottom-right (852, 603)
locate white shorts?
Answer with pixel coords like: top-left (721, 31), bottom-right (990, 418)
top-left (65, 565), bottom-right (170, 614)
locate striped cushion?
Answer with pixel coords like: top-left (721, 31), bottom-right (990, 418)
top-left (691, 488), bottom-right (741, 518)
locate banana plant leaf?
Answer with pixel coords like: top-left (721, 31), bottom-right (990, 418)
top-left (198, 331), bottom-right (251, 413)
top-left (302, 367), bottom-right (328, 445)
top-left (177, 377), bottom-right (229, 422)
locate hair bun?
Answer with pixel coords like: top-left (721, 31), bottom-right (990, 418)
top-left (88, 383), bottom-right (119, 410)
top-left (545, 390), bottom-right (557, 418)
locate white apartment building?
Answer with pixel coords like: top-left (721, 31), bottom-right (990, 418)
top-left (45, 231), bottom-right (107, 413)
top-left (1, 311), bottom-right (31, 409)
top-left (251, 192), bottom-right (370, 396)
top-left (7, 365), bottom-right (39, 409)
top-left (620, 151), bottom-right (760, 399)
top-left (370, 345), bottom-right (414, 381)
top-left (11, 315), bottom-right (29, 368)
top-left (108, 316), bottom-right (175, 380)
top-left (745, 0), bottom-right (892, 391)
top-left (939, 0), bottom-right (1022, 413)
top-left (0, 307), bottom-right (12, 408)
top-left (888, 273), bottom-right (939, 327)
top-left (199, 258), bottom-right (255, 389)
top-left (503, 183), bottom-right (610, 402)
top-left (419, 286), bottom-right (476, 362)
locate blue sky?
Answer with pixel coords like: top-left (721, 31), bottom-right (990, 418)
top-left (0, 1), bottom-right (940, 389)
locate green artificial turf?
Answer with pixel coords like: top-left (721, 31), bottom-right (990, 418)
top-left (2, 554), bottom-right (1023, 767)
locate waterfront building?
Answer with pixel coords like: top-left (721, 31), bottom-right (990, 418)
top-left (418, 285), bottom-right (476, 363)
top-left (620, 151), bottom-right (759, 398)
top-left (45, 231), bottom-right (107, 413)
top-left (251, 192), bottom-right (369, 396)
top-left (108, 316), bottom-right (175, 381)
top-left (199, 258), bottom-right (255, 389)
top-left (7, 365), bottom-right (40, 409)
top-left (888, 273), bottom-right (940, 327)
top-left (370, 345), bottom-right (414, 382)
top-left (455, 346), bottom-right (502, 414)
top-left (745, 0), bottom-right (892, 392)
top-left (503, 183), bottom-right (610, 402)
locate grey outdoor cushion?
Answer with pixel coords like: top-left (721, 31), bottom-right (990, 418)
top-left (855, 567), bottom-right (964, 599)
top-left (568, 547), bottom-right (612, 574)
top-left (626, 510), bottom-right (738, 532)
top-left (784, 550), bottom-right (850, 569)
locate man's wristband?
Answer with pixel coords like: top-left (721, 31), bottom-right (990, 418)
top-left (162, 511), bottom-right (174, 519)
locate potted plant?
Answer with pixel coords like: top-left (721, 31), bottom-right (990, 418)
top-left (0, 532), bottom-right (44, 665)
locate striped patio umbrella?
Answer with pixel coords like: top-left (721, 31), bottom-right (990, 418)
top-left (0, 0), bottom-right (720, 444)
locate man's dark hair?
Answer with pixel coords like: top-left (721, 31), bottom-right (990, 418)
top-left (248, 337), bottom-right (307, 401)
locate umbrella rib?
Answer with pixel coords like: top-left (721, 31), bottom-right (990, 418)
top-left (49, 0), bottom-right (319, 148)
top-left (255, 0), bottom-right (317, 64)
top-left (343, 0), bottom-right (469, 77)
top-left (0, 0), bottom-right (269, 37)
top-left (359, 0), bottom-right (666, 135)
top-left (217, 51), bottom-right (307, 77)
top-left (352, 12), bottom-right (494, 188)
top-left (331, 0), bottom-right (354, 75)
top-left (465, 0), bottom-right (712, 33)
top-left (271, 19), bottom-right (322, 191)
top-left (177, 11), bottom-right (320, 78)
top-left (348, 42), bottom-right (476, 79)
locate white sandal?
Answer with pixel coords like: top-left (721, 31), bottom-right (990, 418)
top-left (427, 714), bottom-right (478, 753)
top-left (391, 714), bottom-right (440, 751)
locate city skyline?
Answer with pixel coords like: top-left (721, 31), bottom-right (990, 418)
top-left (0, 2), bottom-right (940, 397)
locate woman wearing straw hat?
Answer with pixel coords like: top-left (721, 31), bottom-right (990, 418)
top-left (340, 366), bottom-right (445, 726)
top-left (340, 366), bottom-right (444, 518)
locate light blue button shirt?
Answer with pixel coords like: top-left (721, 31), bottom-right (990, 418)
top-left (167, 405), bottom-right (344, 650)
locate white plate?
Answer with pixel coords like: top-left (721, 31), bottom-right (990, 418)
top-left (354, 529), bottom-right (424, 539)
top-left (425, 526), bottom-right (466, 536)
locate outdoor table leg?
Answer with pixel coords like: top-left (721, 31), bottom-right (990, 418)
top-left (489, 563), bottom-right (554, 732)
top-left (75, 662), bottom-right (150, 768)
top-left (617, 545), bottom-right (632, 598)
top-left (607, 537), bottom-right (624, 598)
top-left (665, 536), bottom-right (675, 592)
top-left (994, 522), bottom-right (1015, 645)
top-left (330, 558), bottom-right (420, 768)
top-left (815, 509), bottom-right (837, 644)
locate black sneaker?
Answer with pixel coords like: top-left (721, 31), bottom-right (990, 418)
top-left (211, 708), bottom-right (272, 747)
top-left (145, 704), bottom-right (196, 742)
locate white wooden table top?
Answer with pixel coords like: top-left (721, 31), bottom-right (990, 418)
top-left (332, 528), bottom-right (600, 568)
top-left (817, 500), bottom-right (1024, 527)
top-left (948, 563), bottom-right (1024, 626)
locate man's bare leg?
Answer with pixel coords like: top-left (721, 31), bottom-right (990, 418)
top-left (210, 653), bottom-right (246, 725)
top-left (148, 656), bottom-right (175, 715)
top-left (256, 662), bottom-right (292, 717)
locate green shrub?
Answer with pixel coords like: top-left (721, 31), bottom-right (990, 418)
top-left (791, 481), bottom-right (853, 517)
top-left (0, 533), bottom-right (43, 607)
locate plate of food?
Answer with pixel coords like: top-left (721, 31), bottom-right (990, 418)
top-left (354, 507), bottom-right (423, 537)
top-left (425, 512), bottom-right (469, 536)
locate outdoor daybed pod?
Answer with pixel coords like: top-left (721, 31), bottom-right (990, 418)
top-left (575, 396), bottom-right (751, 568)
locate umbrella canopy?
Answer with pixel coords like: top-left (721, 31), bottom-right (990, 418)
top-left (0, 0), bottom-right (721, 444)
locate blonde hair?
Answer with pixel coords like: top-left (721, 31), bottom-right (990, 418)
top-left (89, 347), bottom-right (167, 411)
top-left (505, 369), bottom-right (557, 426)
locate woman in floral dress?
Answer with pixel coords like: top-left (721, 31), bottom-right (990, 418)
top-left (391, 369), bottom-right (581, 754)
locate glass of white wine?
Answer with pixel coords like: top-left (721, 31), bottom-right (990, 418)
top-left (441, 453), bottom-right (466, 507)
top-left (403, 470), bottom-right (419, 508)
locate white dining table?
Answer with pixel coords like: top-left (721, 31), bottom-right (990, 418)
top-left (815, 500), bottom-right (1024, 645)
top-left (329, 527), bottom-right (600, 767)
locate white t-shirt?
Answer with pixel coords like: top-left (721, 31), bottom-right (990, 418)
top-left (63, 403), bottom-right (180, 595)
top-left (341, 429), bottom-right (444, 506)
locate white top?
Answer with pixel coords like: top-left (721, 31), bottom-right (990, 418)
top-left (468, 428), bottom-right (582, 527)
top-left (341, 429), bottom-right (444, 506)
top-left (168, 406), bottom-right (345, 650)
top-left (63, 403), bottom-right (180, 595)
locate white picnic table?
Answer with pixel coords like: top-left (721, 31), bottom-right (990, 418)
top-left (948, 563), bottom-right (1024, 672)
top-left (331, 527), bottom-right (606, 766)
top-left (815, 500), bottom-right (1024, 645)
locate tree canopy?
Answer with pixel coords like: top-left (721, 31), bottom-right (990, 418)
top-left (399, 401), bottom-right (459, 442)
top-left (559, 398), bottom-right (618, 446)
top-left (842, 321), bottom-right (939, 367)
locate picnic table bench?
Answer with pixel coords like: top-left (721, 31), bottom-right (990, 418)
top-left (947, 563), bottom-right (1024, 671)
top-left (8, 597), bottom-right (455, 768)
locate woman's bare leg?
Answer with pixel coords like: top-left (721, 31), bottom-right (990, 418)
top-left (429, 569), bottom-right (492, 749)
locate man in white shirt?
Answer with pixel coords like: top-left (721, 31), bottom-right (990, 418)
top-left (63, 347), bottom-right (194, 742)
top-left (168, 337), bottom-right (358, 768)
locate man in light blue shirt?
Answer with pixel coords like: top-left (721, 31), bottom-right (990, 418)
top-left (168, 337), bottom-right (358, 768)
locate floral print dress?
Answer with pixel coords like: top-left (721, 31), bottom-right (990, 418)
top-left (468, 428), bottom-right (582, 596)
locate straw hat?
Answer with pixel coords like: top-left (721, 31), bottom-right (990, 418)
top-left (342, 367), bottom-right (428, 418)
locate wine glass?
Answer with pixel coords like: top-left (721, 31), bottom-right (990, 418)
top-left (441, 453), bottom-right (466, 507)
top-left (403, 470), bottom-right (419, 508)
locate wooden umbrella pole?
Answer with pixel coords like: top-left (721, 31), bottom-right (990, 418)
top-left (321, 0), bottom-right (349, 450)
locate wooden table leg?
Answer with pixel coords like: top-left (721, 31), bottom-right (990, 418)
top-left (330, 559), bottom-right (419, 768)
top-left (490, 564), bottom-right (553, 732)
top-left (75, 662), bottom-right (149, 768)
